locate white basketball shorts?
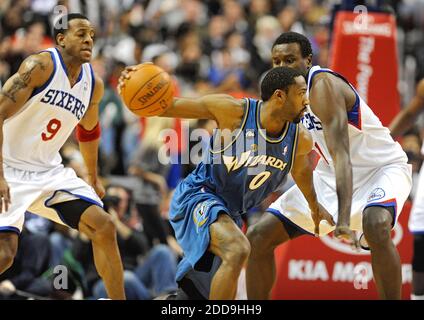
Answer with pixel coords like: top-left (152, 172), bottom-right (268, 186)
top-left (268, 163), bottom-right (412, 236)
top-left (0, 164), bottom-right (103, 234)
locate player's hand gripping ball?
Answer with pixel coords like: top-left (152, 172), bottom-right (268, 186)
top-left (119, 63), bottom-right (174, 117)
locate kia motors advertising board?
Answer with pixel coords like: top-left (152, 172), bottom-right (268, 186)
top-left (271, 201), bottom-right (412, 299)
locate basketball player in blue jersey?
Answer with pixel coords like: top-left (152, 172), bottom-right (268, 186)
top-left (0, 14), bottom-right (125, 299)
top-left (246, 32), bottom-right (412, 300)
top-left (119, 66), bottom-right (335, 299)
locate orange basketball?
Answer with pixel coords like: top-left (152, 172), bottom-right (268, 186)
top-left (120, 63), bottom-right (174, 117)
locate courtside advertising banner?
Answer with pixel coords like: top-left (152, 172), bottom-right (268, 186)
top-left (330, 11), bottom-right (400, 126)
top-left (272, 202), bottom-right (413, 299)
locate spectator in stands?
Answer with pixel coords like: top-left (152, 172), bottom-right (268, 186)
top-left (0, 229), bottom-right (51, 299)
top-left (73, 185), bottom-right (177, 299)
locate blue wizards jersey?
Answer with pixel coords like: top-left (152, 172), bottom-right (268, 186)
top-left (182, 98), bottom-right (299, 217)
top-left (170, 97), bottom-right (300, 283)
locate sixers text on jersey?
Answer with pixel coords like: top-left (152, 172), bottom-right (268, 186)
top-left (40, 89), bottom-right (87, 120)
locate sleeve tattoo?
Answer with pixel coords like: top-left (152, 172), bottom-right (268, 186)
top-left (0, 58), bottom-right (46, 103)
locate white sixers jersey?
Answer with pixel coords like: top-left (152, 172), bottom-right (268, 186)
top-left (3, 48), bottom-right (95, 171)
top-left (302, 65), bottom-right (408, 187)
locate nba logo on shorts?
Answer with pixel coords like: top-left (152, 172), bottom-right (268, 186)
top-left (367, 187), bottom-right (385, 202)
top-left (192, 200), bottom-right (217, 233)
top-left (246, 130), bottom-right (255, 138)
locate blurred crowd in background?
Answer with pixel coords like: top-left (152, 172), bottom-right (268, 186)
top-left (1, 0), bottom-right (424, 299)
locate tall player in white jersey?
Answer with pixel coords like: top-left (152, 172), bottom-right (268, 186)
top-left (0, 13), bottom-right (125, 299)
top-left (246, 32), bottom-right (412, 300)
top-left (390, 78), bottom-right (424, 299)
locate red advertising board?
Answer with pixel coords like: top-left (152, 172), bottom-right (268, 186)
top-left (271, 201), bottom-right (413, 299)
top-left (330, 11), bottom-right (400, 126)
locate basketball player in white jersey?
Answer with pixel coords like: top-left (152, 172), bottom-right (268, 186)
top-left (246, 32), bottom-right (412, 300)
top-left (390, 78), bottom-right (424, 299)
top-left (0, 13), bottom-right (125, 299)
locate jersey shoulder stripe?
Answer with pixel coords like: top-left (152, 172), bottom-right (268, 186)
top-left (308, 66), bottom-right (362, 130)
top-left (89, 63), bottom-right (96, 103)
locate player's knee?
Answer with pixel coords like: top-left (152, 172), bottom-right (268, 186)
top-left (247, 224), bottom-right (270, 254)
top-left (246, 223), bottom-right (262, 244)
top-left (363, 207), bottom-right (392, 245)
top-left (93, 214), bottom-right (117, 244)
top-left (0, 240), bottom-right (17, 271)
top-left (0, 251), bottom-right (15, 271)
top-left (247, 221), bottom-right (286, 257)
top-left (221, 235), bottom-right (251, 267)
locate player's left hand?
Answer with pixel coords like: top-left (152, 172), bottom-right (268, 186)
top-left (334, 224), bottom-right (360, 251)
top-left (310, 203), bottom-right (335, 236)
top-left (88, 175), bottom-right (105, 199)
top-left (117, 62), bottom-right (153, 94)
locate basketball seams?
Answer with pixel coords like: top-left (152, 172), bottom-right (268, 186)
top-left (146, 90), bottom-right (174, 116)
top-left (121, 64), bottom-right (174, 116)
top-left (132, 80), bottom-right (172, 111)
top-left (128, 71), bottom-right (166, 107)
top-left (122, 63), bottom-right (150, 106)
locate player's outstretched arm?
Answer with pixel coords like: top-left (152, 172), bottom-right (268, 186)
top-left (118, 65), bottom-right (244, 127)
top-left (291, 126), bottom-right (335, 236)
top-left (389, 78), bottom-right (424, 138)
top-left (77, 74), bottom-right (105, 198)
top-left (161, 94), bottom-right (244, 126)
top-left (309, 72), bottom-right (357, 246)
top-left (0, 53), bottom-right (53, 212)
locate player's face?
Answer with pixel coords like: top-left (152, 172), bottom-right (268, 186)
top-left (62, 19), bottom-right (95, 63)
top-left (271, 43), bottom-right (312, 76)
top-left (285, 76), bottom-right (309, 123)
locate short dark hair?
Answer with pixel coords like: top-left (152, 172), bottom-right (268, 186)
top-left (272, 32), bottom-right (313, 58)
top-left (261, 67), bottom-right (303, 101)
top-left (53, 13), bottom-right (89, 44)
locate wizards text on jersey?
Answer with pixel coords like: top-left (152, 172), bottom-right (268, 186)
top-left (40, 89), bottom-right (87, 120)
